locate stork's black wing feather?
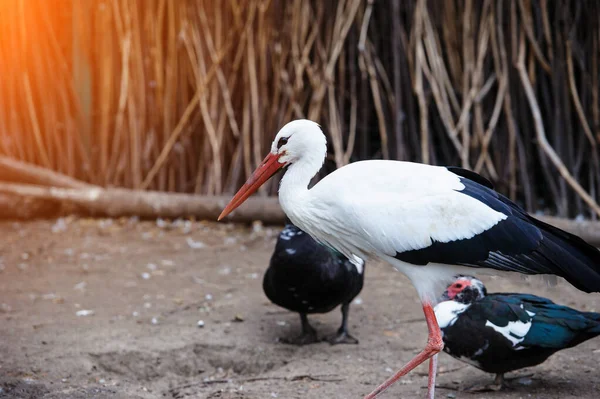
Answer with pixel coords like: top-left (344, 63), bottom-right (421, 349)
top-left (395, 168), bottom-right (600, 293)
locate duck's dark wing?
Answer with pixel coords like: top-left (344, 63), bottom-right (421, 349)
top-left (485, 293), bottom-right (600, 349)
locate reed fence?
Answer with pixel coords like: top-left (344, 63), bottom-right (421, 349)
top-left (1, 0), bottom-right (599, 218)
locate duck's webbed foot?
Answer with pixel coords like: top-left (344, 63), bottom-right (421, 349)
top-left (280, 313), bottom-right (319, 345)
top-left (325, 303), bottom-right (359, 345)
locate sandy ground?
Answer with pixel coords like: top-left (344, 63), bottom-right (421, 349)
top-left (1, 218), bottom-right (600, 399)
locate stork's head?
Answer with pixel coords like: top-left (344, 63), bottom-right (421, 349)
top-left (441, 275), bottom-right (486, 304)
top-left (218, 120), bottom-right (326, 220)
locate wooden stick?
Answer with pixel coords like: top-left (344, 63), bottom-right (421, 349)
top-left (3, 182), bottom-right (600, 245)
top-left (0, 156), bottom-right (96, 189)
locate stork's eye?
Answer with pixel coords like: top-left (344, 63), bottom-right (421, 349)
top-left (277, 137), bottom-right (288, 149)
top-left (455, 283), bottom-right (462, 289)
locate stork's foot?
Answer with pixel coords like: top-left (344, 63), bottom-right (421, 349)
top-left (364, 303), bottom-right (443, 399)
top-left (325, 329), bottom-right (359, 345)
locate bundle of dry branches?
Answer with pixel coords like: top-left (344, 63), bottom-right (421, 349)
top-left (0, 0), bottom-right (599, 218)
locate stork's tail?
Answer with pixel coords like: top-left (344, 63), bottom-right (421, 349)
top-left (529, 216), bottom-right (600, 293)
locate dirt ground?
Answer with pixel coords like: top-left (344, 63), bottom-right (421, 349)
top-left (1, 218), bottom-right (600, 399)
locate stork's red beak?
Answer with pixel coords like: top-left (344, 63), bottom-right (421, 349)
top-left (218, 153), bottom-right (285, 221)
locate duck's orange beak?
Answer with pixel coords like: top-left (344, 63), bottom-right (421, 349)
top-left (218, 153), bottom-right (284, 221)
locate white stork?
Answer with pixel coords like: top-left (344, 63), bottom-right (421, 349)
top-left (218, 119), bottom-right (600, 398)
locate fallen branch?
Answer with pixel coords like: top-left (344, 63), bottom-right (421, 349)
top-left (169, 374), bottom-right (344, 392)
top-left (0, 156), bottom-right (95, 189)
top-left (0, 182), bottom-right (284, 223)
top-left (1, 182), bottom-right (600, 245)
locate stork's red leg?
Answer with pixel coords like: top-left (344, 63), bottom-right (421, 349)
top-left (364, 303), bottom-right (443, 399)
top-left (427, 353), bottom-right (438, 399)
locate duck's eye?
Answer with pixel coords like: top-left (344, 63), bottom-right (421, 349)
top-left (277, 137), bottom-right (288, 149)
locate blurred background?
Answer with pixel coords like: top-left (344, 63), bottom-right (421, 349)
top-left (1, 0), bottom-right (599, 219)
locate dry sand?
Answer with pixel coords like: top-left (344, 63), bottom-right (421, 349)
top-left (1, 218), bottom-right (599, 399)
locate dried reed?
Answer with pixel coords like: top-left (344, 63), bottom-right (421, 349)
top-left (0, 0), bottom-right (599, 217)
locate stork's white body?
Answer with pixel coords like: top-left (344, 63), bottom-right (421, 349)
top-left (219, 119), bottom-right (600, 399)
top-left (280, 159), bottom-right (504, 302)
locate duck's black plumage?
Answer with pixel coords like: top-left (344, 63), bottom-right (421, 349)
top-left (264, 223), bottom-right (364, 345)
top-left (435, 276), bottom-right (600, 388)
top-left (396, 168), bottom-right (600, 293)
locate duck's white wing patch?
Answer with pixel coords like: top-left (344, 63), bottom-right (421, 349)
top-left (484, 318), bottom-right (533, 347)
top-left (434, 301), bottom-right (470, 328)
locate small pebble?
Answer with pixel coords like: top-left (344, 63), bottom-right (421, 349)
top-left (516, 377), bottom-right (533, 386)
top-left (98, 219), bottom-right (112, 229)
top-left (132, 311), bottom-right (139, 317)
top-left (99, 379), bottom-right (106, 384)
top-left (75, 310), bottom-right (94, 317)
top-left (205, 294), bottom-right (213, 301)
top-left (144, 302), bottom-right (152, 309)
top-left (252, 220), bottom-right (264, 233)
top-left (73, 281), bottom-right (87, 291)
top-left (146, 263), bottom-right (157, 271)
top-left (276, 321), bottom-right (287, 326)
top-left (0, 303), bottom-right (11, 313)
top-left (186, 237), bottom-right (206, 249)
top-left (197, 320), bottom-right (205, 328)
top-left (385, 367), bottom-right (393, 373)
top-left (151, 317), bottom-right (158, 325)
top-left (141, 272), bottom-right (151, 280)
top-left (232, 314), bottom-right (244, 322)
top-left (51, 218), bottom-right (67, 233)
top-left (447, 393), bottom-right (456, 399)
top-left (353, 297), bottom-right (364, 305)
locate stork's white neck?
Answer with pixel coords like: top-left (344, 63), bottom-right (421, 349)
top-left (278, 149), bottom-right (325, 228)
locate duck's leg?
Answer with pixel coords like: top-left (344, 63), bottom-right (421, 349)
top-left (326, 302), bottom-right (359, 345)
top-left (494, 374), bottom-right (505, 389)
top-left (280, 313), bottom-right (319, 345)
top-left (364, 303), bottom-right (443, 399)
top-left (464, 373), bottom-right (506, 392)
